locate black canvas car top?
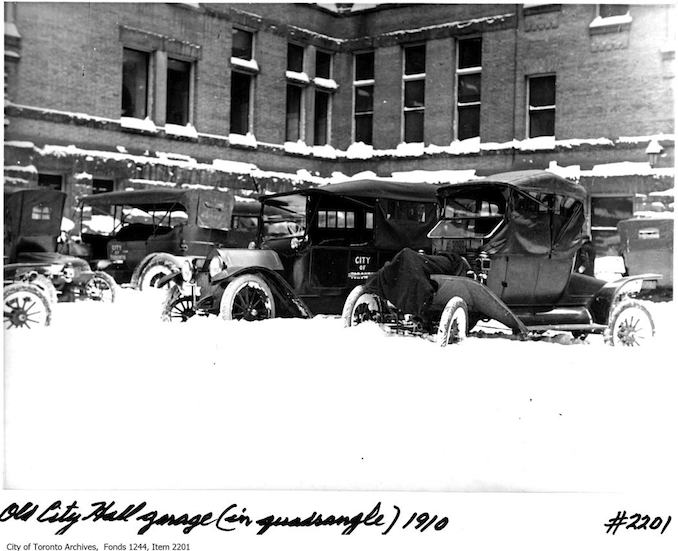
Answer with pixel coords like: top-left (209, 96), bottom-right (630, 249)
top-left (437, 170), bottom-right (587, 203)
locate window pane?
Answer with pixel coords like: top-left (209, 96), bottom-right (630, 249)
top-left (529, 75), bottom-right (556, 107)
top-left (355, 51), bottom-right (374, 80)
top-left (230, 71), bottom-right (251, 134)
top-left (316, 50), bottom-right (332, 79)
top-left (286, 85), bottom-right (302, 142)
top-left (287, 43), bottom-right (304, 72)
top-left (458, 73), bottom-right (481, 103)
top-left (355, 114), bottom-right (373, 144)
top-left (404, 80), bottom-right (425, 108)
top-left (346, 211), bottom-right (355, 228)
top-left (355, 85), bottom-right (373, 113)
top-left (318, 210), bottom-right (327, 228)
top-left (458, 105), bottom-right (480, 139)
top-left (38, 173), bottom-right (62, 191)
top-left (599, 4), bottom-right (628, 18)
top-left (121, 48), bottom-right (148, 118)
top-left (232, 28), bottom-right (253, 60)
top-left (529, 109), bottom-right (555, 137)
top-left (166, 58), bottom-right (190, 125)
top-left (314, 90), bottom-right (330, 146)
top-left (404, 111), bottom-right (424, 143)
top-left (404, 44), bottom-right (426, 75)
top-left (93, 179), bottom-right (114, 194)
top-left (591, 196), bottom-right (633, 228)
top-left (327, 211), bottom-right (337, 228)
top-left (458, 37), bottom-right (482, 69)
top-left (365, 211), bottom-right (374, 229)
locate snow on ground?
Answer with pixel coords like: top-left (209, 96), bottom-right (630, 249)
top-left (3, 290), bottom-right (676, 492)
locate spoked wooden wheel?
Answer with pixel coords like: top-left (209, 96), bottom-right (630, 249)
top-left (342, 285), bottom-right (383, 327)
top-left (220, 274), bottom-right (276, 321)
top-left (164, 296), bottom-right (196, 322)
top-left (3, 282), bottom-right (52, 329)
top-left (605, 300), bottom-right (655, 347)
top-left (83, 271), bottom-right (118, 302)
top-left (436, 296), bottom-right (469, 347)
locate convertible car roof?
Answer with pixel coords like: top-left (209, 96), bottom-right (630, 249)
top-left (264, 179), bottom-right (439, 204)
top-left (437, 170), bottom-right (587, 203)
top-left (80, 188), bottom-right (198, 207)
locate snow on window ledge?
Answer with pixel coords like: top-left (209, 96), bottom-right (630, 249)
top-left (286, 70), bottom-right (310, 84)
top-left (589, 13), bottom-right (632, 33)
top-left (164, 123), bottom-right (199, 139)
top-left (346, 142), bottom-right (375, 160)
top-left (312, 77), bottom-right (338, 90)
top-left (120, 116), bottom-right (158, 133)
top-left (230, 57), bottom-right (259, 73)
top-left (228, 132), bottom-right (258, 149)
top-left (284, 140), bottom-right (312, 155)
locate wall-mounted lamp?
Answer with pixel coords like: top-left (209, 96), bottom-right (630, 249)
top-left (645, 139), bottom-right (663, 167)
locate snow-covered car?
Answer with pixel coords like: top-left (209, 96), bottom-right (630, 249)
top-left (3, 188), bottom-right (118, 326)
top-left (343, 170), bottom-right (661, 347)
top-left (160, 179), bottom-right (440, 321)
top-left (77, 188), bottom-right (259, 289)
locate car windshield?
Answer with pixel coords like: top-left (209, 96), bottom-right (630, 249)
top-left (261, 195), bottom-right (306, 238)
top-left (430, 185), bottom-right (507, 239)
top-left (81, 203), bottom-right (188, 236)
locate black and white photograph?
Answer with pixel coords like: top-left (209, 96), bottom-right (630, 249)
top-left (2, 1), bottom-right (676, 548)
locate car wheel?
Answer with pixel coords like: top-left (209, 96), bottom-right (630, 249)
top-left (83, 271), bottom-right (118, 303)
top-left (436, 296), bottom-right (469, 347)
top-left (162, 296), bottom-right (196, 323)
top-left (138, 255), bottom-right (182, 290)
top-left (604, 299), bottom-right (655, 347)
top-left (3, 282), bottom-right (52, 329)
top-left (26, 273), bottom-right (58, 305)
top-left (220, 274), bottom-right (276, 321)
top-left (342, 285), bottom-right (383, 327)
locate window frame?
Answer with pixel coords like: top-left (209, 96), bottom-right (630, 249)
top-left (121, 47), bottom-right (150, 120)
top-left (455, 36), bottom-right (482, 141)
top-left (526, 73), bottom-right (556, 138)
top-left (232, 27), bottom-right (255, 61)
top-left (285, 82), bottom-right (305, 142)
top-left (353, 50), bottom-right (375, 145)
top-left (230, 69), bottom-right (254, 136)
top-left (165, 55), bottom-right (194, 126)
top-left (402, 43), bottom-right (426, 143)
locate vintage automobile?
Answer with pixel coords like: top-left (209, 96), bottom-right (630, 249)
top-left (342, 170), bottom-right (660, 347)
top-left (4, 188), bottom-right (118, 328)
top-left (160, 178), bottom-right (440, 321)
top-left (76, 187), bottom-right (256, 289)
top-left (617, 214), bottom-right (673, 294)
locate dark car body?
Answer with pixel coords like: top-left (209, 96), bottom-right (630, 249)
top-left (618, 215), bottom-right (673, 289)
top-left (3, 187), bottom-right (117, 308)
top-left (77, 188), bottom-right (256, 286)
top-left (163, 179), bottom-right (440, 319)
top-left (344, 171), bottom-right (660, 347)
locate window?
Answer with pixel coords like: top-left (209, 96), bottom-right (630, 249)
top-left (591, 196), bottom-right (633, 255)
top-left (286, 84), bottom-right (303, 141)
top-left (314, 90), bottom-right (330, 146)
top-left (403, 44), bottom-right (426, 143)
top-left (353, 51), bottom-right (374, 144)
top-left (92, 179), bottom-right (114, 194)
top-left (287, 43), bottom-right (304, 73)
top-left (37, 173), bottom-right (62, 191)
top-left (598, 4), bottom-right (629, 18)
top-left (231, 71), bottom-right (252, 135)
top-left (315, 50), bottom-right (332, 79)
top-left (527, 75), bottom-right (556, 137)
top-left (166, 58), bottom-right (191, 125)
top-left (232, 28), bottom-right (253, 60)
top-left (317, 210), bottom-right (356, 229)
top-left (31, 205), bottom-right (52, 221)
top-left (121, 48), bottom-right (148, 118)
top-left (456, 37), bottom-right (482, 140)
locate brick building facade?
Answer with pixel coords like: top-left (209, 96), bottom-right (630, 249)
top-left (3, 2), bottom-right (675, 253)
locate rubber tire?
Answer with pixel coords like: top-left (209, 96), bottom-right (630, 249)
top-left (4, 282), bottom-right (52, 329)
top-left (138, 254), bottom-right (182, 291)
top-left (28, 274), bottom-right (58, 305)
top-left (604, 299), bottom-right (655, 347)
top-left (436, 296), bottom-right (469, 347)
top-left (161, 295), bottom-right (196, 323)
top-left (341, 285), bottom-right (383, 328)
top-left (84, 271), bottom-right (118, 303)
top-left (220, 274), bottom-right (276, 321)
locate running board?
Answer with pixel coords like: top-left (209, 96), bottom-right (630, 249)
top-left (524, 323), bottom-right (607, 333)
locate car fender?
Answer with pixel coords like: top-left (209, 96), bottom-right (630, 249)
top-left (430, 275), bottom-right (528, 335)
top-left (209, 266), bottom-right (311, 319)
top-left (130, 252), bottom-right (183, 288)
top-left (590, 273), bottom-right (662, 324)
top-left (212, 248), bottom-right (284, 275)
